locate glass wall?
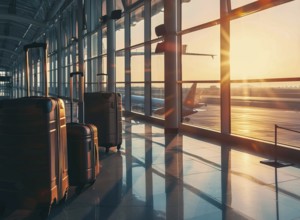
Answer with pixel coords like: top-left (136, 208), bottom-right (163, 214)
top-left (9, 0), bottom-right (300, 147)
top-left (181, 16), bottom-right (221, 131)
top-left (151, 0), bottom-right (164, 118)
top-left (230, 0), bottom-right (300, 142)
top-left (182, 0), bottom-right (220, 30)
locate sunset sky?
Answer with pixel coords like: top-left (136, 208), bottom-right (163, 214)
top-left (116, 0), bottom-right (300, 83)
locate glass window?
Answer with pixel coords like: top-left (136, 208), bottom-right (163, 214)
top-left (131, 6), bottom-right (145, 46)
top-left (91, 32), bottom-right (98, 58)
top-left (131, 47), bottom-right (144, 82)
top-left (182, 26), bottom-right (220, 131)
top-left (151, 43), bottom-right (164, 118)
top-left (231, 0), bottom-right (257, 9)
top-left (182, 26), bottom-right (220, 81)
top-left (116, 51), bottom-right (125, 82)
top-left (230, 1), bottom-right (300, 142)
top-left (182, 0), bottom-right (220, 30)
top-left (231, 2), bottom-right (300, 80)
top-left (151, 0), bottom-right (164, 40)
top-left (131, 47), bottom-right (145, 114)
top-left (116, 17), bottom-right (125, 50)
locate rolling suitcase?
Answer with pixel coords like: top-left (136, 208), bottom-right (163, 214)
top-left (84, 92), bottom-right (122, 153)
top-left (0, 42), bottom-right (69, 216)
top-left (67, 72), bottom-right (100, 188)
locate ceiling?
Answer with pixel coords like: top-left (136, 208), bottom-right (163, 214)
top-left (0, 0), bottom-right (164, 72)
top-left (0, 0), bottom-right (66, 71)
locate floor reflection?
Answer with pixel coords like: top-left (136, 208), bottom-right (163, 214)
top-left (2, 118), bottom-right (300, 219)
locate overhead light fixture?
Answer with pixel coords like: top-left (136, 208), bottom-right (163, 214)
top-left (70, 37), bottom-right (78, 43)
top-left (99, 15), bottom-right (109, 24)
top-left (155, 24), bottom-right (166, 37)
top-left (111, 10), bottom-right (122, 20)
top-left (99, 10), bottom-right (122, 25)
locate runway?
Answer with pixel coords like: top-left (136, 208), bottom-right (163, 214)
top-left (186, 104), bottom-right (300, 147)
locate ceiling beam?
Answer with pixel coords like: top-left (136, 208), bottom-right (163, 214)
top-left (0, 48), bottom-right (18, 56)
top-left (0, 14), bottom-right (45, 27)
top-left (0, 35), bottom-right (29, 43)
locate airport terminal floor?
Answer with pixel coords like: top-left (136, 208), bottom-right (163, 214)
top-left (3, 117), bottom-right (300, 220)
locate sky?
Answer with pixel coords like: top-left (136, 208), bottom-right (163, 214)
top-left (181, 0), bottom-right (300, 81)
top-left (115, 0), bottom-right (300, 83)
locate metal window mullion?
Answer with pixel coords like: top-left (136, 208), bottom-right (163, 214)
top-left (124, 11), bottom-right (131, 111)
top-left (220, 0), bottom-right (231, 134)
top-left (144, 0), bottom-right (151, 116)
top-left (107, 0), bottom-right (116, 92)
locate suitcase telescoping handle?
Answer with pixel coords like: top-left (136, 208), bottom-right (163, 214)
top-left (69, 71), bottom-right (84, 123)
top-left (23, 42), bottom-right (48, 97)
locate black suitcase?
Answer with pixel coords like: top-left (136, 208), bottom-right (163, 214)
top-left (67, 72), bottom-right (100, 188)
top-left (84, 92), bottom-right (122, 152)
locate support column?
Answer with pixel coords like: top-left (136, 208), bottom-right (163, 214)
top-left (144, 0), bottom-right (152, 116)
top-left (220, 0), bottom-right (231, 134)
top-left (56, 21), bottom-right (62, 97)
top-left (86, 0), bottom-right (92, 92)
top-left (124, 12), bottom-right (131, 111)
top-left (164, 0), bottom-right (181, 133)
top-left (107, 0), bottom-right (116, 92)
top-left (77, 0), bottom-right (85, 123)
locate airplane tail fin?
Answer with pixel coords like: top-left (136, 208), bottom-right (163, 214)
top-left (183, 83), bottom-right (197, 108)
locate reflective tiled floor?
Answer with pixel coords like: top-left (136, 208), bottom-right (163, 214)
top-left (3, 118), bottom-right (300, 220)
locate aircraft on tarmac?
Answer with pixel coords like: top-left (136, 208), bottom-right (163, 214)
top-left (129, 83), bottom-right (207, 118)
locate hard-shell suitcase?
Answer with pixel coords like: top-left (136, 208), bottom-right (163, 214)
top-left (67, 123), bottom-right (99, 187)
top-left (0, 42), bottom-right (69, 216)
top-left (0, 97), bottom-right (69, 211)
top-left (84, 92), bottom-right (122, 152)
top-left (67, 72), bottom-right (100, 188)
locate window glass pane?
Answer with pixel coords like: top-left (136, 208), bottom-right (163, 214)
top-left (231, 0), bottom-right (257, 9)
top-left (99, 55), bottom-right (107, 92)
top-left (131, 83), bottom-right (144, 114)
top-left (131, 47), bottom-right (144, 82)
top-left (151, 43), bottom-right (164, 118)
top-left (182, 26), bottom-right (220, 131)
top-left (231, 1), bottom-right (300, 143)
top-left (91, 32), bottom-right (98, 57)
top-left (231, 1), bottom-right (300, 80)
top-left (182, 0), bottom-right (220, 30)
top-left (116, 51), bottom-right (125, 82)
top-left (231, 81), bottom-right (300, 143)
top-left (90, 58), bottom-right (98, 92)
top-left (151, 0), bottom-right (164, 39)
top-left (116, 17), bottom-right (125, 50)
top-left (131, 6), bottom-right (144, 46)
top-left (182, 26), bottom-right (220, 81)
